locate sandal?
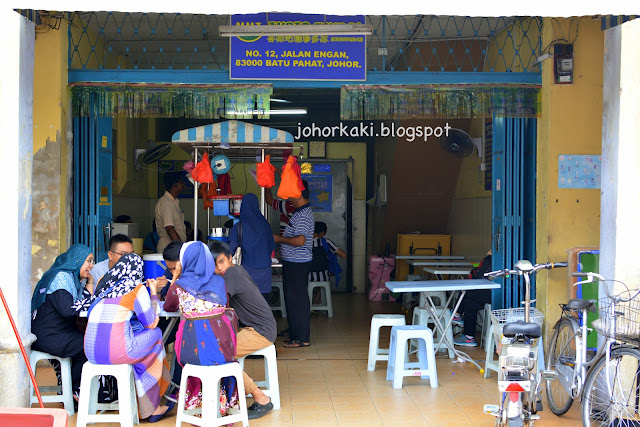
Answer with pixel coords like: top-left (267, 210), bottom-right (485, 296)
top-left (284, 339), bottom-right (310, 348)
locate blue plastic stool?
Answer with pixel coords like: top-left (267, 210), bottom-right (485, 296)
top-left (386, 325), bottom-right (438, 389)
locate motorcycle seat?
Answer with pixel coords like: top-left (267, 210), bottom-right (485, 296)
top-left (503, 321), bottom-right (542, 339)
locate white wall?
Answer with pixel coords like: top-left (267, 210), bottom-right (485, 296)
top-left (0, 9), bottom-right (35, 407)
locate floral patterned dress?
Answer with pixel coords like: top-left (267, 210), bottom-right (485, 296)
top-left (168, 285), bottom-right (239, 415)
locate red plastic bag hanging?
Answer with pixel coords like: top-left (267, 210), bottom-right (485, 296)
top-left (289, 156), bottom-right (305, 192)
top-left (277, 156), bottom-right (302, 199)
top-left (191, 152), bottom-right (214, 184)
top-left (217, 173), bottom-right (232, 195)
top-left (199, 183), bottom-right (217, 209)
top-left (257, 155), bottom-right (276, 188)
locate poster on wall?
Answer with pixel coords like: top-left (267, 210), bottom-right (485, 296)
top-left (230, 13), bottom-right (366, 81)
top-left (157, 160), bottom-right (194, 198)
top-left (558, 155), bottom-right (601, 189)
top-left (302, 173), bottom-right (333, 212)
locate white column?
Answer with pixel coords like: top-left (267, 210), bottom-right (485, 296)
top-left (0, 9), bottom-right (35, 407)
top-left (600, 19), bottom-right (640, 294)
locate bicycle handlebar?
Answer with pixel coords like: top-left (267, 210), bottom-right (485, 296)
top-left (571, 271), bottom-right (640, 303)
top-left (484, 261), bottom-right (567, 280)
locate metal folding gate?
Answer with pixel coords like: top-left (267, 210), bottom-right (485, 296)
top-left (491, 117), bottom-right (537, 309)
top-left (73, 94), bottom-right (113, 262)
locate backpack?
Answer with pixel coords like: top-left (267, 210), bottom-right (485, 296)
top-left (310, 240), bottom-right (329, 274)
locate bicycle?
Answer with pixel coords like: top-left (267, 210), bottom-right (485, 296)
top-left (482, 260), bottom-right (567, 427)
top-left (544, 271), bottom-right (640, 426)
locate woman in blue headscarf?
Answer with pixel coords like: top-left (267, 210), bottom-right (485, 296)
top-left (31, 243), bottom-right (95, 396)
top-left (163, 241), bottom-right (239, 416)
top-left (229, 193), bottom-right (276, 298)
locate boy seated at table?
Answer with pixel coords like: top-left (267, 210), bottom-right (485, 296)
top-left (309, 222), bottom-right (347, 303)
top-left (453, 251), bottom-right (492, 347)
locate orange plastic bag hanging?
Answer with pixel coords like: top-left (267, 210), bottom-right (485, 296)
top-left (277, 156), bottom-right (302, 199)
top-left (191, 152), bottom-right (214, 184)
top-left (257, 155), bottom-right (276, 188)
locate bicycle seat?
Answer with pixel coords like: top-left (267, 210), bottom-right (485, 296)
top-left (503, 321), bottom-right (542, 338)
top-left (567, 299), bottom-right (596, 312)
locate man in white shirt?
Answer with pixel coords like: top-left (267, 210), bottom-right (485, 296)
top-left (155, 171), bottom-right (187, 254)
top-left (90, 234), bottom-right (135, 283)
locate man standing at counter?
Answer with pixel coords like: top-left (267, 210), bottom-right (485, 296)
top-left (273, 180), bottom-right (314, 348)
top-left (155, 171), bottom-right (187, 254)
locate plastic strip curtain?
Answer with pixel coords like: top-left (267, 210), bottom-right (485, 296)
top-left (340, 84), bottom-right (541, 120)
top-left (70, 83), bottom-right (272, 119)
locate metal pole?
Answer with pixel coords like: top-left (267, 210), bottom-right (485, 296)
top-left (193, 147), bottom-right (198, 241)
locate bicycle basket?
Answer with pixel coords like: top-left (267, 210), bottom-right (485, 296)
top-left (490, 307), bottom-right (544, 349)
top-left (593, 296), bottom-right (640, 345)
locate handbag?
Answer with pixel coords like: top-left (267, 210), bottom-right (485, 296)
top-left (232, 223), bottom-right (242, 265)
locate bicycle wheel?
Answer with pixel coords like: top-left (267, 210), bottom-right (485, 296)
top-left (582, 346), bottom-right (640, 426)
top-left (545, 317), bottom-right (577, 415)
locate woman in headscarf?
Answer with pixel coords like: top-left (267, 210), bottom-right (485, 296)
top-left (163, 241), bottom-right (239, 416)
top-left (31, 244), bottom-right (95, 397)
top-left (81, 253), bottom-right (173, 422)
top-left (229, 193), bottom-right (276, 298)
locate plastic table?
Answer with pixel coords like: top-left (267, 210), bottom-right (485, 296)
top-left (385, 279), bottom-right (500, 371)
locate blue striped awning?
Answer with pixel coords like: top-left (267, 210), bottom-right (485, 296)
top-left (171, 120), bottom-right (293, 144)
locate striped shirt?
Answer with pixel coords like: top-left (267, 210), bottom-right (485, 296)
top-left (309, 237), bottom-right (340, 282)
top-left (271, 199), bottom-right (296, 235)
top-left (280, 203), bottom-right (314, 263)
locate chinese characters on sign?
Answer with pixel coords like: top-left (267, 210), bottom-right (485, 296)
top-left (230, 13), bottom-right (366, 81)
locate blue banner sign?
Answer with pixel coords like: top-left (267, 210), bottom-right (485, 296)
top-left (230, 13), bottom-right (366, 81)
top-left (313, 164), bottom-right (331, 173)
top-left (303, 173), bottom-right (333, 212)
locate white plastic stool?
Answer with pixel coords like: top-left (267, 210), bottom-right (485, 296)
top-left (29, 350), bottom-right (75, 416)
top-left (308, 281), bottom-right (333, 317)
top-left (367, 314), bottom-right (406, 371)
top-left (76, 362), bottom-right (139, 427)
top-left (270, 280), bottom-right (287, 318)
top-left (418, 291), bottom-right (447, 309)
top-left (386, 325), bottom-right (438, 389)
top-left (478, 303), bottom-right (492, 347)
top-left (410, 307), bottom-right (455, 359)
top-left (176, 362), bottom-right (248, 427)
top-left (238, 344), bottom-right (280, 410)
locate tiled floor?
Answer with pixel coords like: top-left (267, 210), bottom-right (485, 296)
top-left (40, 293), bottom-right (582, 426)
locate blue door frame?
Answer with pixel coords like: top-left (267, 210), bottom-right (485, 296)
top-left (73, 94), bottom-right (113, 261)
top-left (491, 117), bottom-right (537, 309)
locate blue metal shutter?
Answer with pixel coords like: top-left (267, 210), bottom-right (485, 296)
top-left (491, 117), bottom-right (537, 309)
top-left (73, 94), bottom-right (112, 261)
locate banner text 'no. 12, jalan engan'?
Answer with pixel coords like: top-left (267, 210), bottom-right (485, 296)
top-left (230, 13), bottom-right (366, 81)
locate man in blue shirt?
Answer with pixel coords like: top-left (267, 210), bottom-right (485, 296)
top-left (273, 180), bottom-right (314, 348)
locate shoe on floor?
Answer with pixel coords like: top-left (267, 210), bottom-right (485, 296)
top-left (453, 335), bottom-right (478, 347)
top-left (451, 314), bottom-right (464, 326)
top-left (247, 399), bottom-right (274, 420)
